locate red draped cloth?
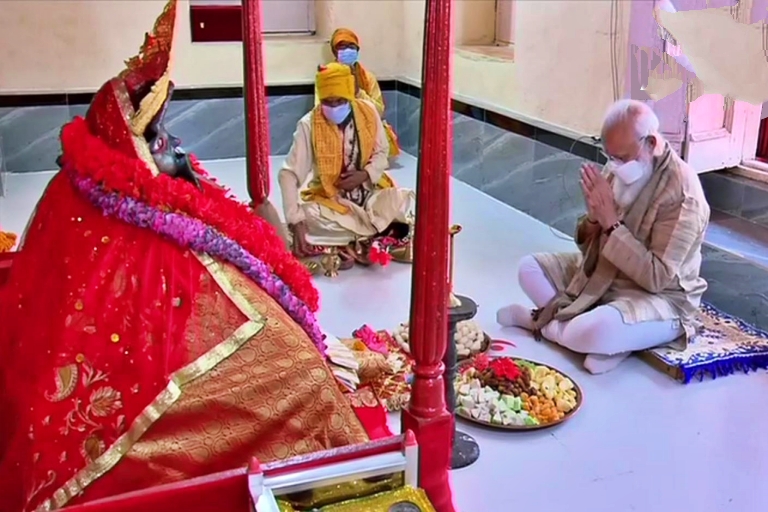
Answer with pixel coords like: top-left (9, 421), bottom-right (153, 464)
top-left (0, 169), bottom-right (384, 511)
top-left (757, 116), bottom-right (768, 162)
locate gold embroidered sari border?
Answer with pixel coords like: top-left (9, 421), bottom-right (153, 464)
top-left (39, 315), bottom-right (265, 509)
top-left (111, 79), bottom-right (161, 177)
top-left (195, 252), bottom-right (262, 322)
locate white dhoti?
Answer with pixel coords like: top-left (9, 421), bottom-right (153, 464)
top-left (498, 255), bottom-right (684, 374)
top-left (300, 187), bottom-right (415, 247)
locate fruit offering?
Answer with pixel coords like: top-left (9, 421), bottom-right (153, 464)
top-left (455, 355), bottom-right (580, 428)
top-left (392, 320), bottom-right (487, 359)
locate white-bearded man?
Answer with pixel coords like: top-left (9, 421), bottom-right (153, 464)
top-left (497, 99), bottom-right (710, 374)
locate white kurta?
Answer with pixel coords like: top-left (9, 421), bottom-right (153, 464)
top-left (278, 102), bottom-right (414, 246)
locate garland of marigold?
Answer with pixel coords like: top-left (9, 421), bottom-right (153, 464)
top-left (59, 117), bottom-right (319, 311)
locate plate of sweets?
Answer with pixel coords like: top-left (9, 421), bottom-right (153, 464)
top-left (392, 319), bottom-right (490, 361)
top-left (455, 354), bottom-right (582, 430)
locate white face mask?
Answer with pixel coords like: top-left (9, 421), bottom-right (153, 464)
top-left (611, 160), bottom-right (647, 185)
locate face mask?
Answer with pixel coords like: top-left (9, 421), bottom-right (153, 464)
top-left (322, 103), bottom-right (352, 125)
top-left (610, 159), bottom-right (648, 185)
top-left (337, 48), bottom-right (359, 66)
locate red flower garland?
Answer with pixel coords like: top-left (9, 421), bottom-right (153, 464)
top-left (60, 117), bottom-right (319, 311)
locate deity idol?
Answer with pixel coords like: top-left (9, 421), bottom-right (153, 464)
top-left (0, 2), bottom-right (389, 510)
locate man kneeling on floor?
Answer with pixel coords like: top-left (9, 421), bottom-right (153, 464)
top-left (497, 99), bottom-right (710, 374)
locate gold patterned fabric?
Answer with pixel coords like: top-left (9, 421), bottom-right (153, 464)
top-left (67, 261), bottom-right (369, 506)
top-left (0, 171), bottom-right (369, 511)
top-left (319, 486), bottom-right (436, 511)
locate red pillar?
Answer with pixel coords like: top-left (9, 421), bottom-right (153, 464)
top-left (400, 0), bottom-right (455, 510)
top-left (241, 0), bottom-right (270, 205)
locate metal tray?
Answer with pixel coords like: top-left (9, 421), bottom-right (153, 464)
top-left (454, 357), bottom-right (583, 431)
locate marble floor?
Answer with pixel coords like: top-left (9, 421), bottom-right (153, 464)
top-left (1, 154), bottom-right (767, 512)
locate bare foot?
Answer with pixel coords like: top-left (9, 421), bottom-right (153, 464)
top-left (583, 353), bottom-right (631, 374)
top-left (496, 304), bottom-right (534, 330)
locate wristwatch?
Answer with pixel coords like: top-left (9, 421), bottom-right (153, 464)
top-left (604, 221), bottom-right (623, 237)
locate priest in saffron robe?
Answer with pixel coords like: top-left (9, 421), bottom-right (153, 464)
top-left (315, 28), bottom-right (401, 159)
top-left (280, 63), bottom-right (414, 267)
top-left (0, 3), bottom-right (388, 511)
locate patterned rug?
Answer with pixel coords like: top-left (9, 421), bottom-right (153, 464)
top-left (641, 303), bottom-right (768, 383)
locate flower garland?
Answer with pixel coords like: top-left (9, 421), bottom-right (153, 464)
top-left (70, 174), bottom-right (326, 355)
top-left (59, 117), bottom-right (319, 311)
top-left (368, 241), bottom-right (392, 267)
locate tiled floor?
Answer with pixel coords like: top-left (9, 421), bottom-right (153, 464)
top-left (2, 154), bottom-right (768, 511)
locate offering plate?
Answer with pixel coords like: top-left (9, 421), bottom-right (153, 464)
top-left (454, 357), bottom-right (583, 431)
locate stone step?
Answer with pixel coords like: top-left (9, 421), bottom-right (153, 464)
top-left (700, 170), bottom-right (768, 227)
top-left (705, 210), bottom-right (768, 270)
top-left (700, 211), bottom-right (768, 331)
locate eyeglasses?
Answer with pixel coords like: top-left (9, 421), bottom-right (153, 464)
top-left (600, 136), bottom-right (649, 164)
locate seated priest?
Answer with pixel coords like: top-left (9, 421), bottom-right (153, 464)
top-left (0, 3), bottom-right (389, 510)
top-left (280, 63), bottom-right (414, 269)
top-left (496, 99), bottom-right (710, 374)
top-left (315, 28), bottom-right (401, 159)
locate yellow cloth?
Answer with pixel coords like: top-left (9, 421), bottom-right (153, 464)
top-left (306, 98), bottom-right (383, 214)
top-left (383, 122), bottom-right (400, 157)
top-left (0, 231), bottom-right (17, 252)
top-left (315, 33), bottom-right (401, 158)
top-left (316, 62), bottom-right (356, 102)
top-left (278, 107), bottom-right (412, 247)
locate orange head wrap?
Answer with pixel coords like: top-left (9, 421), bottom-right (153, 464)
top-left (331, 28), bottom-right (360, 51)
top-left (315, 63), bottom-right (356, 102)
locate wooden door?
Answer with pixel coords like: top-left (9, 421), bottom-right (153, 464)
top-left (626, 0), bottom-right (687, 154)
top-left (629, 0), bottom-right (763, 172)
top-left (684, 94), bottom-right (762, 172)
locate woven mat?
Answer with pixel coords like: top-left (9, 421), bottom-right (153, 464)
top-left (641, 303), bottom-right (768, 383)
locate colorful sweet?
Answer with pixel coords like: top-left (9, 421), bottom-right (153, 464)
top-left (521, 360), bottom-right (579, 413)
top-left (454, 355), bottom-right (579, 427)
top-left (392, 319), bottom-right (486, 358)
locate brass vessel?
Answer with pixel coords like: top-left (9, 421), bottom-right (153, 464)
top-left (320, 247), bottom-right (342, 278)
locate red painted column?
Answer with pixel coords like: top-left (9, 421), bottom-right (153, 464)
top-left (241, 0), bottom-right (270, 204)
top-left (400, 0), bottom-right (455, 510)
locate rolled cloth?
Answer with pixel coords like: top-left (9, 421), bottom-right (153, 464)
top-left (316, 63), bottom-right (356, 102)
top-left (331, 28), bottom-right (359, 49)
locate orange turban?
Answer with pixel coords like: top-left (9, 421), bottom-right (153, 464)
top-left (331, 28), bottom-right (360, 49)
top-left (315, 63), bottom-right (356, 101)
